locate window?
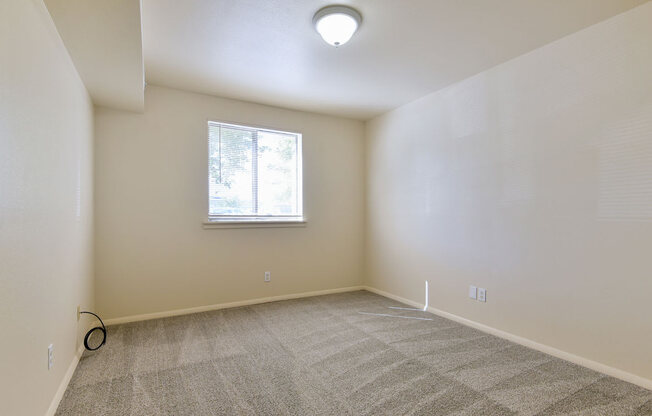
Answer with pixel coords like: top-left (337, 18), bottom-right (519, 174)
top-left (207, 121), bottom-right (303, 223)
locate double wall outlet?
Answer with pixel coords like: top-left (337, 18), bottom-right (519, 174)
top-left (264, 271), bottom-right (271, 282)
top-left (469, 286), bottom-right (486, 302)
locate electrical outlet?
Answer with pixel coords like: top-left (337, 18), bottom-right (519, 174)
top-left (48, 344), bottom-right (54, 370)
top-left (264, 271), bottom-right (271, 282)
top-left (478, 288), bottom-right (486, 302)
top-left (77, 305), bottom-right (81, 321)
top-left (469, 286), bottom-right (477, 300)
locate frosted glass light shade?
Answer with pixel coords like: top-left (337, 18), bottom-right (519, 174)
top-left (313, 6), bottom-right (362, 47)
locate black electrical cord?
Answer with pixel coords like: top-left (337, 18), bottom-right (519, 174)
top-left (80, 311), bottom-right (107, 351)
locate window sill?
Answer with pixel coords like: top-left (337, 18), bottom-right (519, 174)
top-left (202, 218), bottom-right (307, 229)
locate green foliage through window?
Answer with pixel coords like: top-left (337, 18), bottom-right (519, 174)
top-left (208, 122), bottom-right (302, 218)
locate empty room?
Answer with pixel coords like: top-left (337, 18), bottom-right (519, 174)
top-left (2, 0), bottom-right (652, 415)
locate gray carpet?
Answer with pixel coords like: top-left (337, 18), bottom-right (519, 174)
top-left (56, 291), bottom-right (651, 415)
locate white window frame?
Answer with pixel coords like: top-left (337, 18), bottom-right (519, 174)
top-left (203, 120), bottom-right (305, 229)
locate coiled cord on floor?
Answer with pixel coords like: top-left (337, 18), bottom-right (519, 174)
top-left (80, 311), bottom-right (106, 351)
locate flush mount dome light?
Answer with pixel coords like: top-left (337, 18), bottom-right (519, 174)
top-left (313, 5), bottom-right (362, 47)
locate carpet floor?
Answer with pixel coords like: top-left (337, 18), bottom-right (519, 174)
top-left (56, 290), bottom-right (651, 415)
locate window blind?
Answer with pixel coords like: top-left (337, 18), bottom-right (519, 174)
top-left (208, 121), bottom-right (303, 221)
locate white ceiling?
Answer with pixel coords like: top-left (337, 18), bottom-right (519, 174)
top-left (45, 0), bottom-right (144, 112)
top-left (142, 0), bottom-right (648, 119)
top-left (46, 0), bottom-right (649, 118)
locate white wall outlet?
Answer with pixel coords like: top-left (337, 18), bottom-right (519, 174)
top-left (478, 288), bottom-right (486, 302)
top-left (48, 344), bottom-right (54, 370)
top-left (77, 305), bottom-right (81, 321)
top-left (469, 286), bottom-right (477, 299)
top-left (264, 271), bottom-right (271, 282)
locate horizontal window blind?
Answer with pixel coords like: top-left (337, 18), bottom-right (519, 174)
top-left (208, 121), bottom-right (303, 220)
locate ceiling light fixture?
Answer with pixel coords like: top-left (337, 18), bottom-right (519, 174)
top-left (313, 5), bottom-right (362, 47)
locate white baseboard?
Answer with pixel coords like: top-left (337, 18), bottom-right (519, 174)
top-left (364, 286), bottom-right (424, 309)
top-left (45, 343), bottom-right (84, 416)
top-left (363, 285), bottom-right (652, 391)
top-left (103, 286), bottom-right (365, 326)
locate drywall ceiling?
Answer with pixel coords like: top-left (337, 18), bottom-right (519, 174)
top-left (45, 0), bottom-right (144, 112)
top-left (142, 0), bottom-right (649, 119)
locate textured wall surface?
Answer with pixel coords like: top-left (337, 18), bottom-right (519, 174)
top-left (366, 3), bottom-right (652, 381)
top-left (0, 1), bottom-right (95, 414)
top-left (95, 85), bottom-right (365, 319)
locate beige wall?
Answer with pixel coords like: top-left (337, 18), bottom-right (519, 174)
top-left (0, 1), bottom-right (95, 415)
top-left (94, 85), bottom-right (365, 319)
top-left (365, 3), bottom-right (652, 382)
